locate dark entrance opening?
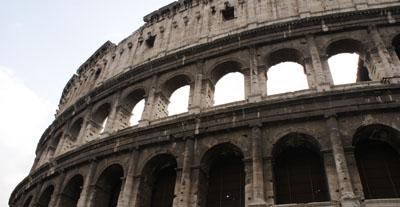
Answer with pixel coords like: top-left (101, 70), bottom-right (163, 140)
top-left (206, 156), bottom-right (245, 207)
top-left (202, 144), bottom-right (245, 207)
top-left (140, 154), bottom-right (177, 207)
top-left (150, 165), bottom-right (176, 207)
top-left (59, 175), bottom-right (84, 207)
top-left (37, 186), bottom-right (54, 207)
top-left (355, 139), bottom-right (400, 199)
top-left (273, 146), bottom-right (329, 204)
top-left (92, 164), bottom-right (124, 207)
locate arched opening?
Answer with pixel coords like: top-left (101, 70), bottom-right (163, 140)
top-left (211, 61), bottom-right (245, 105)
top-left (92, 103), bottom-right (111, 134)
top-left (130, 99), bottom-right (145, 125)
top-left (139, 154), bottom-right (177, 207)
top-left (92, 164), bottom-right (124, 207)
top-left (162, 75), bottom-right (192, 116)
top-left (266, 49), bottom-right (309, 95)
top-left (272, 134), bottom-right (329, 204)
top-left (37, 185), bottom-right (54, 207)
top-left (120, 89), bottom-right (146, 126)
top-left (200, 143), bottom-right (245, 207)
top-left (23, 196), bottom-right (32, 207)
top-left (59, 175), bottom-right (84, 207)
top-left (70, 118), bottom-right (83, 141)
top-left (326, 39), bottom-right (370, 84)
top-left (47, 133), bottom-right (62, 159)
top-left (353, 125), bottom-right (400, 199)
top-left (392, 34), bottom-right (400, 59)
top-left (168, 85), bottom-right (190, 115)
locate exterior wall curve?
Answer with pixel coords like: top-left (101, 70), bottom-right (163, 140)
top-left (9, 1), bottom-right (400, 207)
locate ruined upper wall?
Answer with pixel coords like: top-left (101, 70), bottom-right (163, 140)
top-left (57, 0), bottom-right (400, 115)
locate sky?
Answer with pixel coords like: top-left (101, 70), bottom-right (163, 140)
top-left (0, 1), bottom-right (358, 206)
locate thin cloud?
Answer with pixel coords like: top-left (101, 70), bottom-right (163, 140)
top-left (0, 66), bottom-right (53, 206)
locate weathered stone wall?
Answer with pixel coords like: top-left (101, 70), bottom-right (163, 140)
top-left (9, 1), bottom-right (400, 207)
top-left (57, 0), bottom-right (400, 115)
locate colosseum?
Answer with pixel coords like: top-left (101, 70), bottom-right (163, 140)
top-left (9, 0), bottom-right (400, 207)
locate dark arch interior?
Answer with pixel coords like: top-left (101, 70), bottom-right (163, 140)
top-left (51, 133), bottom-right (62, 148)
top-left (273, 134), bottom-right (329, 204)
top-left (59, 175), bottom-right (84, 207)
top-left (92, 164), bottom-right (124, 207)
top-left (122, 89), bottom-right (146, 111)
top-left (354, 125), bottom-right (400, 199)
top-left (392, 34), bottom-right (400, 59)
top-left (37, 186), bottom-right (54, 207)
top-left (267, 48), bottom-right (304, 68)
top-left (211, 61), bottom-right (243, 84)
top-left (122, 89), bottom-right (146, 126)
top-left (23, 196), bottom-right (32, 207)
top-left (326, 39), bottom-right (364, 57)
top-left (356, 59), bottom-right (371, 82)
top-left (201, 144), bottom-right (245, 207)
top-left (92, 103), bottom-right (111, 125)
top-left (70, 118), bottom-right (83, 140)
top-left (163, 75), bottom-right (191, 98)
top-left (139, 154), bottom-right (177, 207)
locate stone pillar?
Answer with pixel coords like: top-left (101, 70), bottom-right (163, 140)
top-left (82, 119), bottom-right (102, 143)
top-left (368, 26), bottom-right (400, 83)
top-left (177, 138), bottom-right (195, 207)
top-left (173, 168), bottom-right (183, 207)
top-left (189, 62), bottom-right (205, 114)
top-left (249, 126), bottom-right (267, 206)
top-left (248, 47), bottom-right (263, 102)
top-left (320, 54), bottom-right (335, 85)
top-left (127, 175), bottom-right (142, 207)
top-left (304, 56), bottom-right (318, 90)
top-left (103, 94), bottom-right (121, 135)
top-left (263, 157), bottom-right (275, 206)
top-left (307, 35), bottom-right (332, 91)
top-left (345, 148), bottom-right (365, 199)
top-left (258, 65), bottom-right (267, 97)
top-left (243, 158), bottom-right (253, 207)
top-left (53, 133), bottom-right (66, 157)
top-left (78, 112), bottom-right (93, 145)
top-left (323, 151), bottom-right (340, 202)
top-left (201, 79), bottom-right (215, 108)
top-left (113, 105), bottom-right (131, 130)
top-left (117, 149), bottom-right (139, 207)
top-left (140, 75), bottom-right (158, 126)
top-left (189, 166), bottom-right (204, 207)
top-left (243, 68), bottom-right (252, 101)
top-left (52, 172), bottom-right (67, 207)
top-left (326, 115), bottom-right (360, 206)
top-left (77, 160), bottom-right (97, 207)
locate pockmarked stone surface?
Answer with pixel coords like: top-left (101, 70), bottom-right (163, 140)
top-left (9, 0), bottom-right (400, 207)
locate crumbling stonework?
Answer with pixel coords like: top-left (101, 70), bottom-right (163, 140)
top-left (9, 0), bottom-right (400, 207)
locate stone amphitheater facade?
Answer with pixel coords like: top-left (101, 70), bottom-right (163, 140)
top-left (9, 0), bottom-right (400, 207)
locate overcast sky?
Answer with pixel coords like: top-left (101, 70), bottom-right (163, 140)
top-left (0, 1), bottom-right (358, 206)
